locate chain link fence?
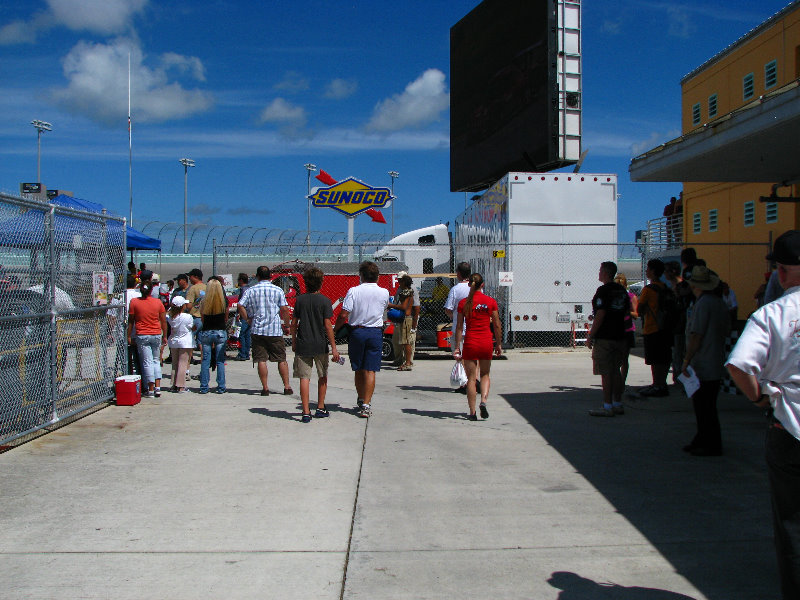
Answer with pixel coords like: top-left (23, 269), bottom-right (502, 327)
top-left (210, 240), bottom-right (646, 358)
top-left (0, 192), bottom-right (126, 446)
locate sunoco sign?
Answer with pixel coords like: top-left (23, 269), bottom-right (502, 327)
top-left (308, 177), bottom-right (393, 218)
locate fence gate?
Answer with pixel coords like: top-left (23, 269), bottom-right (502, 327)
top-left (0, 193), bottom-right (126, 446)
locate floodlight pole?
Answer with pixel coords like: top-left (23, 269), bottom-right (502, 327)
top-left (179, 158), bottom-right (195, 254)
top-left (31, 119), bottom-right (52, 183)
top-left (388, 170), bottom-right (399, 239)
top-left (304, 163), bottom-right (317, 247)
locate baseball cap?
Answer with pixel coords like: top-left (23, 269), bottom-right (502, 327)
top-left (171, 296), bottom-right (188, 307)
top-left (139, 269), bottom-right (153, 281)
top-left (766, 230), bottom-right (800, 265)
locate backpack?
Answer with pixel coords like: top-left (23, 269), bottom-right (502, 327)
top-left (645, 283), bottom-right (680, 334)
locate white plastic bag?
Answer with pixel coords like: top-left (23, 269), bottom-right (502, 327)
top-left (450, 361), bottom-right (467, 388)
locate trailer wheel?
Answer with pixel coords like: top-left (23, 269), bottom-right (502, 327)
top-left (381, 336), bottom-right (395, 362)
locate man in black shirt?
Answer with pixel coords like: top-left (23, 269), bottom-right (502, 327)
top-left (586, 261), bottom-right (631, 417)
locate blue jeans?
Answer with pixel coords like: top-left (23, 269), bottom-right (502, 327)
top-left (199, 329), bottom-right (227, 392)
top-left (135, 334), bottom-right (162, 388)
top-left (238, 318), bottom-right (251, 359)
top-left (192, 317), bottom-right (203, 348)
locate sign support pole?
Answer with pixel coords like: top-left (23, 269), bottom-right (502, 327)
top-left (347, 216), bottom-right (354, 261)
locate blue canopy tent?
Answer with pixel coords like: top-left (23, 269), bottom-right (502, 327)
top-left (48, 195), bottom-right (161, 251)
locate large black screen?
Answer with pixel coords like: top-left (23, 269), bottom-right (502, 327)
top-left (450, 0), bottom-right (566, 192)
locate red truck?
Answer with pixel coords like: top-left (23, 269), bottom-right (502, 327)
top-left (227, 261), bottom-right (405, 360)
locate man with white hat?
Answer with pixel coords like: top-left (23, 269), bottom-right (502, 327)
top-left (681, 265), bottom-right (729, 455)
top-left (727, 230), bottom-right (800, 598)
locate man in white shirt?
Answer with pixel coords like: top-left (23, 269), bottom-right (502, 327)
top-left (726, 230), bottom-right (800, 599)
top-left (444, 262), bottom-right (473, 393)
top-left (444, 262), bottom-right (472, 323)
top-left (334, 261), bottom-right (389, 418)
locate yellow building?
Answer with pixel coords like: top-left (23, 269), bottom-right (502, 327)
top-left (630, 1), bottom-right (800, 315)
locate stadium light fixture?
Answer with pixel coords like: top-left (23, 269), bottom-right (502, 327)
top-left (388, 171), bottom-right (399, 238)
top-left (31, 119), bottom-right (52, 183)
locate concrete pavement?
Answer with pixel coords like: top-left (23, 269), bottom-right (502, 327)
top-left (0, 348), bottom-right (777, 599)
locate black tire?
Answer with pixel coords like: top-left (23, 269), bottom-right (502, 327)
top-left (381, 336), bottom-right (395, 361)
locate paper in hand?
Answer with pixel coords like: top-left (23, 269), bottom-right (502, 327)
top-left (678, 365), bottom-right (700, 397)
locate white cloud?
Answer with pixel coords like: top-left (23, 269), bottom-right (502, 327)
top-left (51, 38), bottom-right (213, 126)
top-left (273, 71), bottom-right (310, 93)
top-left (191, 203), bottom-right (220, 216)
top-left (161, 52), bottom-right (206, 82)
top-left (630, 129), bottom-right (681, 156)
top-left (666, 7), bottom-right (693, 38)
top-left (47, 0), bottom-right (147, 34)
top-left (601, 19), bottom-right (622, 35)
top-left (324, 78), bottom-right (357, 100)
top-left (366, 69), bottom-right (449, 132)
top-left (258, 98), bottom-right (307, 126)
top-left (0, 0), bottom-right (146, 44)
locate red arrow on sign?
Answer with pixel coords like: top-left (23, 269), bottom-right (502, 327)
top-left (315, 170), bottom-right (337, 186)
top-left (365, 208), bottom-right (386, 223)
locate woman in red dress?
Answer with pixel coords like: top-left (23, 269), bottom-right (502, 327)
top-left (453, 273), bottom-right (502, 420)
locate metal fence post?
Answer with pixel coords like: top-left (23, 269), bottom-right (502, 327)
top-left (47, 206), bottom-right (59, 423)
top-left (123, 218), bottom-right (128, 381)
top-left (212, 238), bottom-right (217, 276)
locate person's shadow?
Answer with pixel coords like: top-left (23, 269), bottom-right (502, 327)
top-left (249, 403), bottom-right (352, 422)
top-left (547, 572), bottom-right (697, 599)
top-left (401, 408), bottom-right (468, 420)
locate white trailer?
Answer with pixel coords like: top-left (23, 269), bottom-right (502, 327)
top-left (455, 172), bottom-right (617, 344)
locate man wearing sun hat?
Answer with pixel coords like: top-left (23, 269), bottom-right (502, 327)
top-left (681, 265), bottom-right (730, 456)
top-left (726, 230), bottom-right (800, 598)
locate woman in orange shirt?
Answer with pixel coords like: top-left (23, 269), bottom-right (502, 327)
top-left (128, 282), bottom-right (168, 398)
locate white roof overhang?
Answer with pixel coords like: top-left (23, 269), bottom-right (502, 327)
top-left (629, 80), bottom-right (800, 183)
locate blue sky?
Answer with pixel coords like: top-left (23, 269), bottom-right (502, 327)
top-left (0, 0), bottom-right (792, 243)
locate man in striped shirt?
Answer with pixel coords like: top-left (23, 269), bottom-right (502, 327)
top-left (238, 266), bottom-right (293, 396)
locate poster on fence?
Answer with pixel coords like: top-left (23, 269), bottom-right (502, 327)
top-left (93, 271), bottom-right (113, 305)
top-left (499, 271), bottom-right (514, 286)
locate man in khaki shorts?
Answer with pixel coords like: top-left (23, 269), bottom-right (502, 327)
top-left (237, 266), bottom-right (292, 396)
top-left (291, 267), bottom-right (341, 423)
top-left (585, 261), bottom-right (631, 417)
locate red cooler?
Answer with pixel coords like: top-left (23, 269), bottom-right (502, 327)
top-left (115, 375), bottom-right (141, 406)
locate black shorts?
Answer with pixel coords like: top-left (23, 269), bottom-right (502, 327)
top-left (643, 330), bottom-right (672, 366)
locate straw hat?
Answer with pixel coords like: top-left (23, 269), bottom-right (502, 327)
top-left (688, 265), bottom-right (720, 291)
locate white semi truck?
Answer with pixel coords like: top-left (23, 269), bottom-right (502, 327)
top-left (375, 172), bottom-right (618, 347)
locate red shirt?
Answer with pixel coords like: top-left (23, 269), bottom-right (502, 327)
top-left (129, 296), bottom-right (165, 335)
top-left (457, 291), bottom-right (498, 344)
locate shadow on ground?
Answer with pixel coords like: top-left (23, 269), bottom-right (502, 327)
top-left (503, 387), bottom-right (777, 600)
top-left (547, 570), bottom-right (696, 599)
top-left (401, 407), bottom-right (468, 420)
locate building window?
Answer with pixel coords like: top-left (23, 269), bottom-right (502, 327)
top-left (743, 73), bottom-right (755, 100)
top-left (765, 60), bottom-right (778, 89)
top-left (693, 212), bottom-right (702, 234)
top-left (708, 209), bottom-right (718, 232)
top-left (708, 94), bottom-right (718, 118)
top-left (766, 202), bottom-right (778, 224)
top-left (692, 103), bottom-right (701, 125)
top-left (744, 201), bottom-right (755, 226)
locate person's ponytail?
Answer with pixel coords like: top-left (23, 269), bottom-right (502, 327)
top-left (463, 273), bottom-right (483, 316)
